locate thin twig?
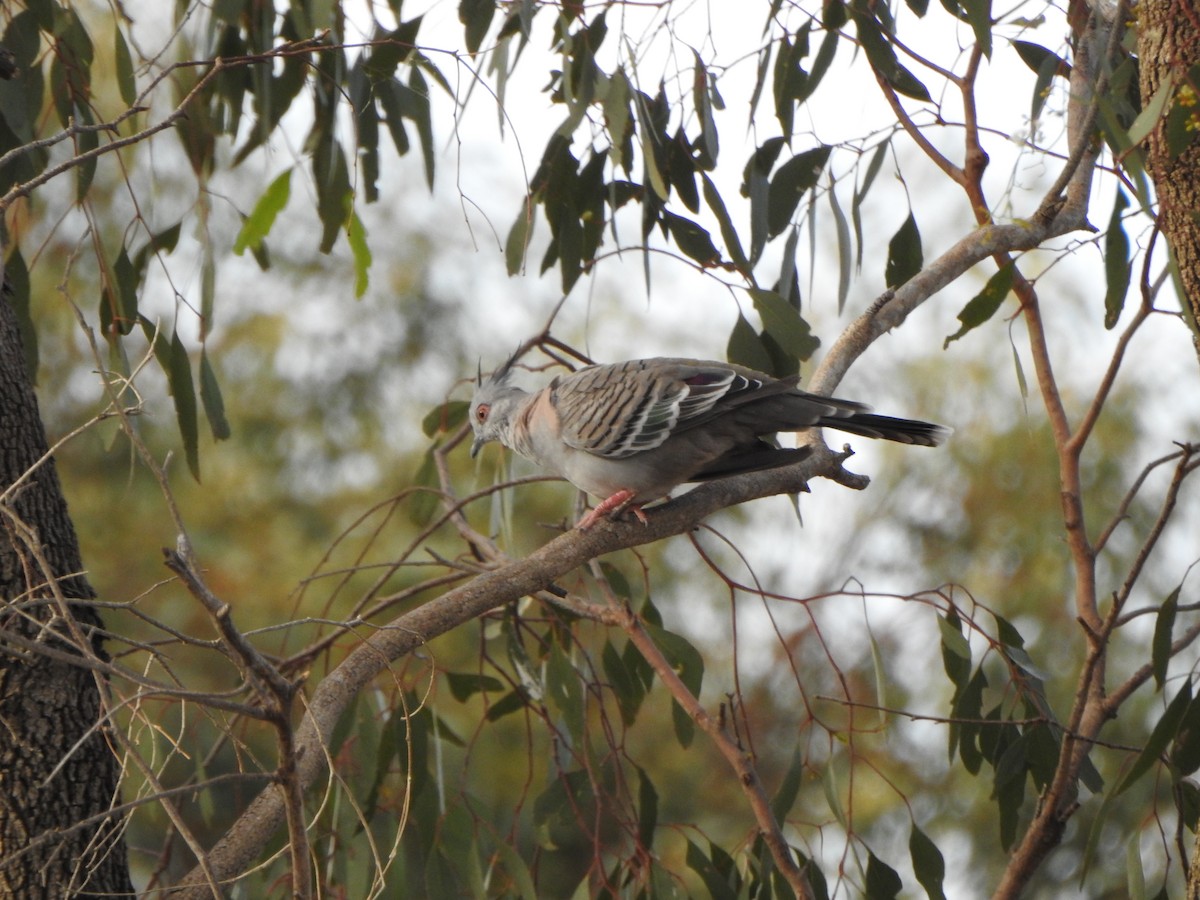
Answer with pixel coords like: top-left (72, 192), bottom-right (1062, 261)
top-left (597, 571), bottom-right (816, 900)
top-left (163, 550), bottom-right (311, 900)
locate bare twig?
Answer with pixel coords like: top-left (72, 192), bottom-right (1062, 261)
top-left (613, 591), bottom-right (817, 899)
top-left (163, 551), bottom-right (311, 900)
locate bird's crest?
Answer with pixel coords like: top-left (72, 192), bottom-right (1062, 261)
top-left (483, 347), bottom-right (523, 388)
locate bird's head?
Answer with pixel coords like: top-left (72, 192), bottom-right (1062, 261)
top-left (469, 355), bottom-right (527, 458)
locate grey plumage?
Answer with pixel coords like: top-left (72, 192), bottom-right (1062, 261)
top-left (469, 357), bottom-right (947, 527)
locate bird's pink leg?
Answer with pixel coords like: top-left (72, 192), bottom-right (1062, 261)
top-left (576, 489), bottom-right (648, 530)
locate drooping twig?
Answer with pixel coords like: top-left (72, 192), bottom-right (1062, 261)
top-left (163, 550), bottom-right (311, 900)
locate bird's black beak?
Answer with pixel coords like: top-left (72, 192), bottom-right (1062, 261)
top-left (470, 435), bottom-right (484, 458)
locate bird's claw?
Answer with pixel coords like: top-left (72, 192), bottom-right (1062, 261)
top-left (577, 489), bottom-right (646, 530)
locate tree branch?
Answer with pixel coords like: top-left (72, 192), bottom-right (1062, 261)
top-left (168, 446), bottom-right (853, 895)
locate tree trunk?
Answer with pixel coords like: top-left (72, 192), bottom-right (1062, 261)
top-left (0, 277), bottom-right (133, 897)
top-left (1138, 0), bottom-right (1200, 361)
top-left (1139, 4), bottom-right (1200, 890)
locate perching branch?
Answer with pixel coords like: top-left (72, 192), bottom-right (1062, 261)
top-left (168, 442), bottom-right (857, 895)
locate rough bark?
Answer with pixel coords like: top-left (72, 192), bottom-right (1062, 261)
top-left (1138, 0), bottom-right (1200, 360)
top-left (1138, 5), bottom-right (1200, 883)
top-left (0, 279), bottom-right (133, 897)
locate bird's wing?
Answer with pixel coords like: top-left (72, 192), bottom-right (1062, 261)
top-left (551, 359), bottom-right (780, 459)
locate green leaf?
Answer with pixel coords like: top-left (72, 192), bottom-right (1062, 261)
top-left (865, 851), bottom-right (902, 899)
top-left (1127, 832), bottom-right (1147, 900)
top-left (951, 670), bottom-right (987, 774)
top-left (1126, 74), bottom-right (1174, 149)
top-left (702, 174), bottom-right (748, 270)
top-left (1170, 693), bottom-right (1200, 776)
top-left (642, 622), bottom-right (704, 748)
top-left (760, 324), bottom-right (805, 376)
top-left (938, 612), bottom-right (971, 668)
top-left (1024, 723), bottom-right (1060, 790)
top-left (168, 330), bottom-right (200, 481)
top-left (910, 826), bottom-right (946, 900)
top-left (797, 29), bottom-right (839, 108)
top-left (1178, 780), bottom-right (1200, 833)
top-left (944, 262), bottom-right (1014, 347)
top-left (365, 18), bottom-right (421, 81)
top-left (102, 244), bottom-right (137, 336)
top-left (1012, 41), bottom-right (1068, 78)
top-left (1152, 585), bottom-right (1180, 690)
top-left (602, 639), bottom-right (645, 727)
top-left (771, 744), bottom-right (805, 821)
top-left (493, 841), bottom-right (537, 900)
top-left (960, 0), bottom-right (992, 59)
top-left (408, 448), bottom-right (439, 527)
top-left (633, 90), bottom-right (670, 202)
top-left (750, 288), bottom-right (819, 359)
top-left (1104, 187), bottom-right (1131, 329)
top-left (435, 805), bottom-right (484, 896)
top-left (748, 45), bottom-right (771, 133)
top-left (745, 139), bottom-right (783, 264)
top-left (1011, 341), bottom-right (1028, 400)
top-left (993, 729), bottom-right (1028, 791)
top-left (354, 70), bottom-right (382, 196)
top-left (505, 203), bottom-right (533, 275)
top-left (867, 623), bottom-right (889, 725)
top-left (727, 312), bottom-right (774, 374)
top-left (315, 139), bottom-right (351, 254)
top-left (199, 350), bottom-right (231, 441)
top-left (1115, 679), bottom-right (1193, 796)
top-left (200, 241), bottom-right (216, 340)
top-left (421, 400), bottom-right (469, 437)
top-left (771, 30), bottom-right (806, 140)
top-left (693, 52), bottom-right (719, 167)
top-left (424, 843), bottom-right (456, 897)
top-left (636, 764), bottom-right (658, 850)
top-left (853, 139), bottom-right (890, 271)
top-left (778, 221), bottom-right (802, 308)
top-left (546, 643), bottom-right (585, 742)
top-left (113, 24), bottom-right (136, 106)
top-left (458, 0), bottom-right (495, 55)
top-left (821, 759), bottom-right (847, 829)
top-left (534, 769), bottom-right (595, 851)
top-left (994, 733), bottom-right (1026, 850)
top-left (73, 105), bottom-right (98, 202)
top-left (766, 145), bottom-right (832, 238)
top-left (408, 67), bottom-right (436, 189)
top-left (1079, 770), bottom-right (1120, 885)
top-left (885, 211), bottom-right (922, 288)
top-left (828, 177), bottom-right (852, 314)
top-left (346, 209), bottom-right (372, 298)
top-left (234, 169), bottom-right (292, 255)
top-left (133, 222), bottom-right (182, 275)
top-left (852, 10), bottom-right (931, 101)
top-left (663, 212), bottom-right (720, 265)
top-left (686, 840), bottom-right (738, 900)
top-left (484, 690), bottom-right (528, 721)
top-left (823, 0), bottom-right (848, 28)
top-left (446, 671), bottom-right (505, 701)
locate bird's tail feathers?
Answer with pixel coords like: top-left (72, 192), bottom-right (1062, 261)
top-left (822, 412), bottom-right (948, 447)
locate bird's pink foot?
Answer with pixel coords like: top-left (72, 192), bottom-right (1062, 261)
top-left (577, 489), bottom-right (647, 529)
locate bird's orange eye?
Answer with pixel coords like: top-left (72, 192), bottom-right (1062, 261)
top-left (476, 404), bottom-right (490, 423)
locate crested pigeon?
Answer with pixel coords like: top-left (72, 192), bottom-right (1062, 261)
top-left (469, 357), bottom-right (947, 529)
